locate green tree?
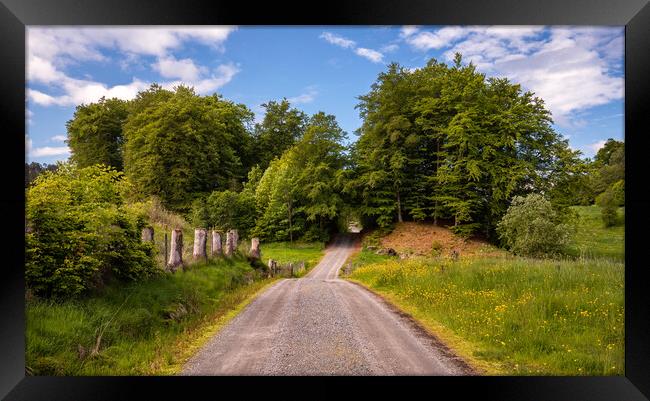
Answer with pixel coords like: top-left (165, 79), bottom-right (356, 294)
top-left (253, 112), bottom-right (348, 242)
top-left (25, 162), bottom-right (59, 187)
top-left (591, 139), bottom-right (624, 200)
top-left (123, 85), bottom-right (255, 212)
top-left (353, 55), bottom-right (572, 238)
top-left (496, 194), bottom-right (572, 257)
top-left (253, 99), bottom-right (307, 170)
top-left (66, 97), bottom-right (129, 170)
top-left (25, 163), bottom-right (157, 298)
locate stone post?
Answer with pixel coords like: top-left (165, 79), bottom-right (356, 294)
top-left (250, 237), bottom-right (261, 259)
top-left (231, 229), bottom-right (239, 250)
top-left (225, 230), bottom-right (236, 257)
top-left (167, 229), bottom-right (183, 271)
top-left (141, 226), bottom-right (154, 242)
top-left (211, 230), bottom-right (222, 256)
top-left (267, 259), bottom-right (277, 277)
top-left (193, 228), bottom-right (207, 260)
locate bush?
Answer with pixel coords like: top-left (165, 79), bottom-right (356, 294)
top-left (596, 189), bottom-right (619, 228)
top-left (430, 241), bottom-right (443, 257)
top-left (26, 163), bottom-right (158, 298)
top-left (496, 194), bottom-right (572, 257)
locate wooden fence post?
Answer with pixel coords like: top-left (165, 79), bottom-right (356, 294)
top-left (250, 237), bottom-right (261, 260)
top-left (211, 230), bottom-right (222, 257)
top-left (193, 228), bottom-right (207, 261)
top-left (164, 232), bottom-right (168, 266)
top-left (225, 230), bottom-right (235, 257)
top-left (167, 229), bottom-right (183, 272)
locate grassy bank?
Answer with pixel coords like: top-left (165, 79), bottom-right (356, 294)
top-left (565, 205), bottom-right (624, 261)
top-left (347, 256), bottom-right (624, 376)
top-left (27, 258), bottom-right (275, 375)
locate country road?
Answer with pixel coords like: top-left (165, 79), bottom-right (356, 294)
top-left (181, 234), bottom-right (473, 375)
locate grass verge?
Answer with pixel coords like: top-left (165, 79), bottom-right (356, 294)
top-left (26, 257), bottom-right (274, 375)
top-left (346, 256), bottom-right (624, 376)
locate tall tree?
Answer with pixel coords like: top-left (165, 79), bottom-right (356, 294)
top-left (253, 112), bottom-right (348, 242)
top-left (253, 99), bottom-right (307, 170)
top-left (353, 54), bottom-right (579, 238)
top-left (66, 97), bottom-right (129, 170)
top-left (123, 84), bottom-right (255, 212)
top-left (25, 162), bottom-right (59, 187)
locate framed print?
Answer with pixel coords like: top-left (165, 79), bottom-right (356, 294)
top-left (2, 0), bottom-right (649, 399)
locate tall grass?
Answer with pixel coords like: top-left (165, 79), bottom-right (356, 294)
top-left (349, 257), bottom-right (624, 375)
top-left (26, 258), bottom-right (274, 375)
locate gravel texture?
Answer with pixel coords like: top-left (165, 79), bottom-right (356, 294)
top-left (181, 235), bottom-right (473, 376)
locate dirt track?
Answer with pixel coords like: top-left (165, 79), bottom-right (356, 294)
top-left (181, 235), bottom-right (473, 375)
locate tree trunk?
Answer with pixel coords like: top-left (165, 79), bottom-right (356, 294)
top-left (211, 231), bottom-right (222, 256)
top-left (396, 191), bottom-right (403, 223)
top-left (288, 201), bottom-right (293, 244)
top-left (250, 237), bottom-right (261, 259)
top-left (167, 229), bottom-right (183, 271)
top-left (193, 228), bottom-right (207, 260)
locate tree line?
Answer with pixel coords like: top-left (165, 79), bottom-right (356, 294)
top-left (26, 53), bottom-right (624, 297)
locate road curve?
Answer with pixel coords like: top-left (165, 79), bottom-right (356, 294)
top-left (181, 234), bottom-right (473, 375)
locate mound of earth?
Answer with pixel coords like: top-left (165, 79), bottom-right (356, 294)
top-left (378, 222), bottom-right (505, 258)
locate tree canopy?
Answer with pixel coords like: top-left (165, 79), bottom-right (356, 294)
top-left (122, 84), bottom-right (255, 213)
top-left (66, 97), bottom-right (129, 170)
top-left (348, 55), bottom-right (585, 239)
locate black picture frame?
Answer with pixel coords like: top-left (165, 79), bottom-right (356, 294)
top-left (2, 0), bottom-right (649, 399)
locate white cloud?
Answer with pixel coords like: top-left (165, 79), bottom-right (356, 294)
top-left (27, 27), bottom-right (240, 107)
top-left (406, 26), bottom-right (468, 50)
top-left (586, 140), bottom-right (607, 153)
top-left (31, 146), bottom-right (70, 158)
top-left (403, 26), bottom-right (623, 127)
top-left (355, 48), bottom-right (384, 63)
top-left (320, 31), bottom-right (385, 64)
top-left (320, 32), bottom-right (356, 49)
top-left (51, 135), bottom-right (67, 142)
top-left (381, 44), bottom-right (399, 53)
top-left (288, 87), bottom-right (318, 104)
top-left (27, 26), bottom-right (236, 63)
top-left (400, 26), bottom-right (419, 38)
top-left (153, 56), bottom-right (206, 81)
top-left (26, 135), bottom-right (70, 158)
top-left (161, 63), bottom-right (240, 95)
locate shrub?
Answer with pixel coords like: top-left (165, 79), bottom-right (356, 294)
top-left (496, 194), bottom-right (572, 257)
top-left (431, 240), bottom-right (443, 257)
top-left (26, 163), bottom-right (158, 298)
top-left (596, 189), bottom-right (619, 228)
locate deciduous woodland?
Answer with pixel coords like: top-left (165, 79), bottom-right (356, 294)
top-left (25, 55), bottom-right (624, 376)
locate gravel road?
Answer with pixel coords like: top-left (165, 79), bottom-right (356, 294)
top-left (181, 234), bottom-right (474, 375)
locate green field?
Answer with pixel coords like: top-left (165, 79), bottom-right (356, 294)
top-left (250, 241), bottom-right (325, 277)
top-left (349, 257), bottom-right (623, 375)
top-left (26, 258), bottom-right (274, 375)
top-left (346, 205), bottom-right (625, 376)
top-left (566, 205), bottom-right (625, 261)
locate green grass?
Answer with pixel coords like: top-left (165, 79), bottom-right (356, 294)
top-left (565, 205), bottom-right (624, 261)
top-left (349, 248), bottom-right (395, 266)
top-left (251, 241), bottom-right (325, 277)
top-left (348, 257), bottom-right (624, 376)
top-left (26, 257), bottom-right (275, 375)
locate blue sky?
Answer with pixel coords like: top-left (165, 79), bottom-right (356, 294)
top-left (26, 26), bottom-right (624, 164)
